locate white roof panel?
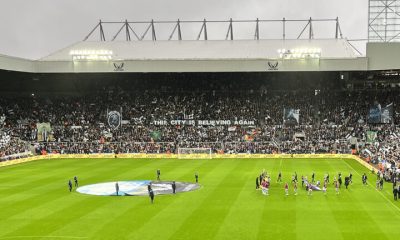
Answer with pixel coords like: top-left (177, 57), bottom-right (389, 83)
top-left (39, 39), bottom-right (358, 61)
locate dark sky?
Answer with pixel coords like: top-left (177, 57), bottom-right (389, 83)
top-left (0, 0), bottom-right (367, 59)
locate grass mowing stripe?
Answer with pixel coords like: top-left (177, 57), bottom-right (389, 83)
top-left (117, 159), bottom-right (219, 240)
top-left (1, 157), bottom-right (400, 239)
top-left (342, 158), bottom-right (400, 213)
top-left (212, 159), bottom-right (261, 240)
top-left (256, 158), bottom-right (296, 239)
top-left (253, 159), bottom-right (275, 240)
top-left (340, 186), bottom-right (390, 240)
top-left (0, 158), bottom-right (153, 221)
top-left (89, 160), bottom-right (217, 239)
top-left (0, 158), bottom-right (114, 196)
top-left (0, 157), bottom-right (185, 237)
top-left (0, 159), bottom-right (103, 218)
top-left (47, 160), bottom-right (188, 239)
top-left (92, 159), bottom-right (225, 240)
top-left (166, 160), bottom-right (245, 240)
top-left (319, 158), bottom-right (352, 240)
top-left (325, 159), bottom-right (386, 240)
top-left (3, 197), bottom-right (111, 238)
top-left (0, 158), bottom-right (163, 238)
top-left (129, 159), bottom-right (231, 240)
top-left (1, 158), bottom-right (156, 238)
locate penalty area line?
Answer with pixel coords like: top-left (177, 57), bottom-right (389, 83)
top-left (341, 158), bottom-right (400, 213)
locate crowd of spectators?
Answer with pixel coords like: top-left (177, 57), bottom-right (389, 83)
top-left (0, 131), bottom-right (30, 159)
top-left (0, 85), bottom-right (399, 166)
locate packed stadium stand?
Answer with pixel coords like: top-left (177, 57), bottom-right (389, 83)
top-left (0, 74), bottom-right (399, 167)
top-left (0, 19), bottom-right (400, 173)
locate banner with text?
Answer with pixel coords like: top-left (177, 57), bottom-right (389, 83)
top-left (152, 120), bottom-right (255, 126)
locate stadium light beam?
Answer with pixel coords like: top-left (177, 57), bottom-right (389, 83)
top-left (70, 49), bottom-right (113, 61)
top-left (277, 48), bottom-right (321, 59)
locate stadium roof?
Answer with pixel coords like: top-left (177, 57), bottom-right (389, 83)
top-left (39, 39), bottom-right (358, 61)
top-left (1, 40), bottom-right (400, 73)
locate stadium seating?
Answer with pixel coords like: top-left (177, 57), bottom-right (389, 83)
top-left (0, 83), bottom-right (399, 164)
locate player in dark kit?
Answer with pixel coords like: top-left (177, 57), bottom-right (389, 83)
top-left (344, 176), bottom-right (350, 189)
top-left (349, 173), bottom-right (353, 184)
top-left (398, 185), bottom-right (400, 199)
top-left (172, 181), bottom-right (176, 194)
top-left (149, 189), bottom-right (155, 203)
top-left (115, 182), bottom-right (119, 196)
top-left (68, 180), bottom-right (72, 192)
top-left (74, 176), bottom-right (78, 187)
top-left (277, 172), bottom-right (282, 183)
top-left (393, 187), bottom-right (398, 201)
top-left (256, 177), bottom-right (259, 189)
top-left (157, 169), bottom-right (161, 181)
top-left (362, 173), bottom-right (368, 185)
top-left (338, 175), bottom-right (342, 188)
top-left (195, 172), bottom-right (199, 183)
top-left (147, 182), bottom-right (152, 193)
top-left (311, 172), bottom-right (315, 183)
top-left (326, 173), bottom-right (330, 183)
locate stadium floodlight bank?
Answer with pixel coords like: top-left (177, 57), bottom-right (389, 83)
top-left (177, 148), bottom-right (212, 159)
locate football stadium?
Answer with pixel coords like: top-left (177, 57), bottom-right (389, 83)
top-left (1, 1), bottom-right (400, 240)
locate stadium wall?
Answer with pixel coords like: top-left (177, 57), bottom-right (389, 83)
top-left (33, 58), bottom-right (368, 73)
top-left (367, 42), bottom-right (400, 70)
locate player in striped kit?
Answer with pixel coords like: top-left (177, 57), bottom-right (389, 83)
top-left (293, 181), bottom-right (298, 195)
top-left (322, 180), bottom-right (327, 195)
top-left (335, 180), bottom-right (340, 195)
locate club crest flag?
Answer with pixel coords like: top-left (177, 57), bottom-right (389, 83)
top-left (366, 131), bottom-right (377, 143)
top-left (283, 108), bottom-right (300, 125)
top-left (107, 111), bottom-right (121, 129)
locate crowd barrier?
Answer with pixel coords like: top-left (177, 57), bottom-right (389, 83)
top-left (0, 153), bottom-right (378, 172)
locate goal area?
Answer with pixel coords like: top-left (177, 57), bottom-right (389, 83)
top-left (177, 148), bottom-right (212, 159)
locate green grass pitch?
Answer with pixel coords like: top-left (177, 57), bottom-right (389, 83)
top-left (0, 157), bottom-right (400, 240)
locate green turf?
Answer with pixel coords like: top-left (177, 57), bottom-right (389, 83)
top-left (0, 157), bottom-right (399, 240)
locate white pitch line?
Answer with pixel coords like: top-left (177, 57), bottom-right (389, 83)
top-left (0, 236), bottom-right (88, 239)
top-left (341, 158), bottom-right (400, 213)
